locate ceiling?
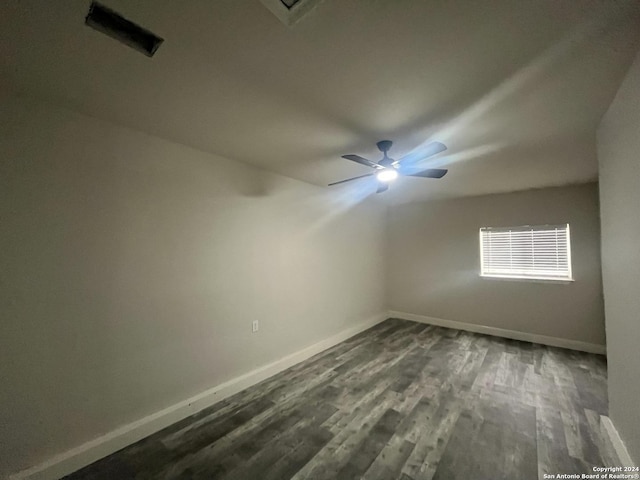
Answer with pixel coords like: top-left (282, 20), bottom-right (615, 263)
top-left (1, 0), bottom-right (639, 203)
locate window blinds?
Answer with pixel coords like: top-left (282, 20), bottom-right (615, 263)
top-left (480, 224), bottom-right (572, 280)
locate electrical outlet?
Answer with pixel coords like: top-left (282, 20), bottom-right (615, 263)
top-left (252, 320), bottom-right (259, 333)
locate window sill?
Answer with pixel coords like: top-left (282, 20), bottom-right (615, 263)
top-left (480, 274), bottom-right (575, 284)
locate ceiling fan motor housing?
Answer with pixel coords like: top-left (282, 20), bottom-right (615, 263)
top-left (376, 140), bottom-right (394, 166)
top-left (376, 140), bottom-right (393, 153)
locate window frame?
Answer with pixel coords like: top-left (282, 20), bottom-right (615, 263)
top-left (479, 223), bottom-right (574, 283)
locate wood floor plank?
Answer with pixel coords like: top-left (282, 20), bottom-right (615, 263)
top-left (400, 385), bottom-right (464, 480)
top-left (361, 435), bottom-right (415, 480)
top-left (335, 409), bottom-right (403, 479)
top-left (65, 318), bottom-right (615, 480)
top-left (292, 390), bottom-right (401, 480)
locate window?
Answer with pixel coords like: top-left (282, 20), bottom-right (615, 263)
top-left (479, 224), bottom-right (572, 281)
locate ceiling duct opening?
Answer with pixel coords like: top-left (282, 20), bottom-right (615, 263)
top-left (260, 0), bottom-right (325, 26)
top-left (85, 2), bottom-right (163, 57)
top-left (280, 0), bottom-right (303, 9)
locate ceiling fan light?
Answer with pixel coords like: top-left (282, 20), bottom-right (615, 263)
top-left (376, 169), bottom-right (398, 182)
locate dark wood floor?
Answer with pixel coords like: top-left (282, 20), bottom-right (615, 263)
top-left (65, 318), bottom-right (619, 480)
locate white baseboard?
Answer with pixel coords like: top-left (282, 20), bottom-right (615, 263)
top-left (9, 312), bottom-right (387, 480)
top-left (601, 416), bottom-right (636, 467)
top-left (388, 311), bottom-right (606, 355)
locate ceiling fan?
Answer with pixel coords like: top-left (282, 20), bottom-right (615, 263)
top-left (329, 140), bottom-right (448, 193)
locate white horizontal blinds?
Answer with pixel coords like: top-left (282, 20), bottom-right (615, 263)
top-left (480, 224), bottom-right (571, 279)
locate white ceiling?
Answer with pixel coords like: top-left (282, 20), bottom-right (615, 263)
top-left (1, 0), bottom-right (639, 203)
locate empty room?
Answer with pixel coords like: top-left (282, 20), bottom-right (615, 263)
top-left (2, 1), bottom-right (640, 479)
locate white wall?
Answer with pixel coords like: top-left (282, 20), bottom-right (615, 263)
top-left (0, 96), bottom-right (386, 478)
top-left (597, 47), bottom-right (640, 464)
top-left (387, 184), bottom-right (605, 346)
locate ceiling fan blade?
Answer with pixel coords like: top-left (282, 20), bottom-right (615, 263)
top-left (376, 182), bottom-right (389, 194)
top-left (342, 154), bottom-right (383, 169)
top-left (404, 168), bottom-right (448, 179)
top-left (393, 141), bottom-right (447, 167)
top-left (328, 173), bottom-right (375, 186)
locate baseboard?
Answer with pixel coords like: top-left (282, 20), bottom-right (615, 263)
top-left (388, 311), bottom-right (606, 355)
top-left (9, 312), bottom-right (387, 480)
top-left (601, 416), bottom-right (636, 467)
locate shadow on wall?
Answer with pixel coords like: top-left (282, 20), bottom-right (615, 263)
top-left (299, 177), bottom-right (382, 237)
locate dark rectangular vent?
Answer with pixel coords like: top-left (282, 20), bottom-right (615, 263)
top-left (261, 0), bottom-right (325, 27)
top-left (85, 2), bottom-right (163, 57)
top-left (280, 0), bottom-right (302, 9)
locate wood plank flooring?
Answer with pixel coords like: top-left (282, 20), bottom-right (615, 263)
top-left (65, 318), bottom-right (619, 480)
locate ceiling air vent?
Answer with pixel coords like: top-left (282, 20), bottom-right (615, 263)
top-left (260, 0), bottom-right (325, 26)
top-left (280, 0), bottom-right (303, 8)
top-left (85, 2), bottom-right (164, 57)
